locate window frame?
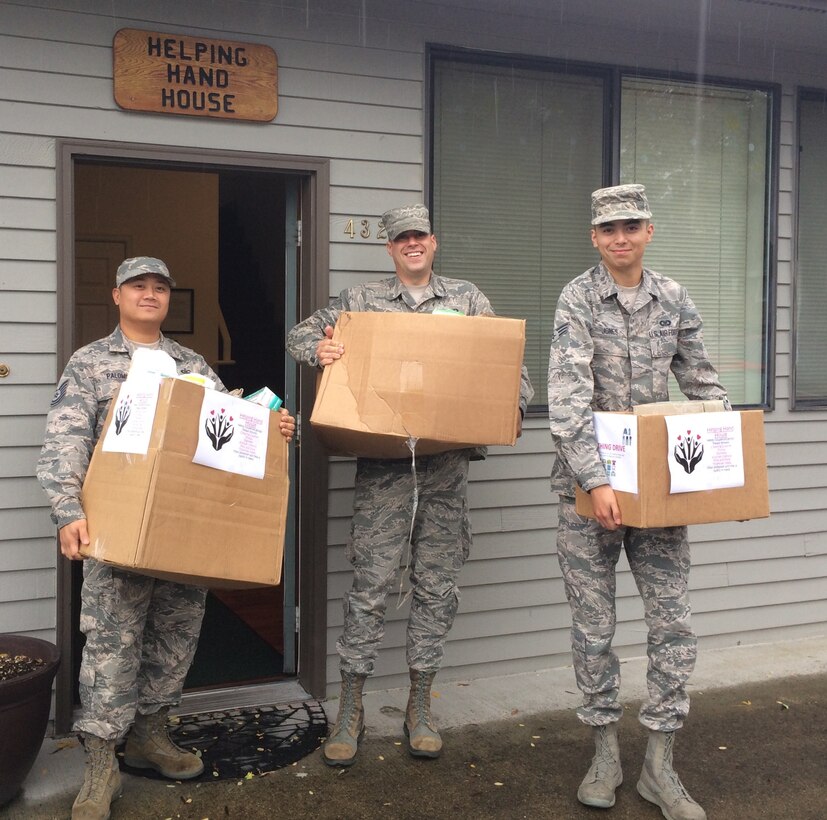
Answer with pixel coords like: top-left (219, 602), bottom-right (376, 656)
top-left (790, 86), bottom-right (827, 410)
top-left (427, 45), bottom-right (779, 415)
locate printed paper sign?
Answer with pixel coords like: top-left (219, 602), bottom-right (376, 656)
top-left (193, 391), bottom-right (270, 479)
top-left (665, 412), bottom-right (744, 494)
top-left (101, 377), bottom-right (162, 455)
top-left (592, 412), bottom-right (639, 494)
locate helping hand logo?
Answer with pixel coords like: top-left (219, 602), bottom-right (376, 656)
top-left (205, 408), bottom-right (234, 451)
top-left (114, 396), bottom-right (132, 435)
top-left (674, 429), bottom-right (704, 474)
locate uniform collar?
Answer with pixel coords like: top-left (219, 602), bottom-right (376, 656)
top-left (388, 271), bottom-right (445, 300)
top-left (595, 262), bottom-right (658, 301)
top-left (107, 325), bottom-right (184, 361)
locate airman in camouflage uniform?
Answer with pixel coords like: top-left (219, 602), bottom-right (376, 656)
top-left (548, 185), bottom-right (727, 820)
top-left (37, 257), bottom-right (294, 820)
top-left (287, 204), bottom-right (533, 766)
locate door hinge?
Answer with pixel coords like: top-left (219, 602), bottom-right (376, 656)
top-left (295, 411), bottom-right (301, 446)
top-left (296, 219), bottom-right (302, 247)
top-left (295, 606), bottom-right (300, 633)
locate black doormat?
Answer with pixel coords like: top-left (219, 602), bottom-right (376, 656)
top-left (119, 701), bottom-right (327, 781)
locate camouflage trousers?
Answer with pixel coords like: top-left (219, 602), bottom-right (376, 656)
top-left (74, 559), bottom-right (207, 740)
top-left (338, 450), bottom-right (471, 676)
top-left (556, 497), bottom-right (696, 732)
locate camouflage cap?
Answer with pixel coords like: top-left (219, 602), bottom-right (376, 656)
top-left (380, 203), bottom-right (432, 241)
top-left (591, 184), bottom-right (652, 225)
top-left (115, 256), bottom-right (176, 287)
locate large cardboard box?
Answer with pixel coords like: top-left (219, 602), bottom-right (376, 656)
top-left (310, 311), bottom-right (526, 458)
top-left (575, 408), bottom-right (769, 527)
top-left (81, 378), bottom-right (288, 588)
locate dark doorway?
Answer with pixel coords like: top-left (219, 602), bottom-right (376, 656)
top-left (71, 160), bottom-right (300, 700)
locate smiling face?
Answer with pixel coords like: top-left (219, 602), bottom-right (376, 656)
top-left (591, 218), bottom-right (654, 285)
top-left (112, 273), bottom-right (171, 338)
top-left (386, 230), bottom-right (438, 286)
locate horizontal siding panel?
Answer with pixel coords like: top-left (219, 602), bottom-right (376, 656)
top-left (0, 538), bottom-right (55, 571)
top-left (0, 165), bottom-right (55, 200)
top-left (694, 599), bottom-right (827, 637)
top-left (0, 290), bottom-right (56, 322)
top-left (0, 227), bottom-right (55, 261)
top-left (0, 416), bottom-right (48, 447)
top-left (329, 159), bottom-right (422, 190)
top-left (0, 260), bottom-right (56, 291)
top-left (0, 133), bottom-right (54, 167)
top-left (0, 100), bottom-right (423, 164)
top-left (0, 323), bottom-right (56, 352)
top-left (0, 196), bottom-right (55, 230)
top-left (0, 476), bottom-right (48, 509)
top-left (726, 554), bottom-right (827, 586)
top-left (0, 386), bottom-right (55, 414)
top-left (0, 506), bottom-right (54, 539)
top-left (0, 354), bottom-right (58, 385)
top-left (0, 598), bottom-right (54, 633)
top-left (0, 68), bottom-right (422, 136)
top-left (281, 67), bottom-right (421, 110)
top-left (0, 568), bottom-right (54, 603)
top-left (0, 447), bottom-right (43, 478)
top-left (692, 533), bottom-right (827, 564)
top-left (330, 187), bottom-right (425, 216)
top-left (0, 34), bottom-right (110, 78)
top-left (771, 464), bottom-right (827, 491)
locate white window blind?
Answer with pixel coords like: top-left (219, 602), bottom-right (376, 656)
top-left (794, 95), bottom-right (827, 404)
top-left (433, 61), bottom-right (604, 406)
top-left (620, 78), bottom-right (769, 405)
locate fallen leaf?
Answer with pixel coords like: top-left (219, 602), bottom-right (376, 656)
top-left (295, 773), bottom-right (309, 779)
top-left (530, 743), bottom-right (536, 748)
top-left (51, 739), bottom-right (78, 753)
top-left (740, 700), bottom-right (752, 706)
top-left (777, 700), bottom-right (789, 710)
top-left (378, 755), bottom-right (385, 761)
top-left (718, 746), bottom-right (727, 750)
top-left (245, 772), bottom-right (255, 780)
top-left (432, 692), bottom-right (441, 698)
top-left (511, 709), bottom-right (519, 715)
top-left (531, 735), bottom-right (541, 739)
top-left (494, 781), bottom-right (504, 787)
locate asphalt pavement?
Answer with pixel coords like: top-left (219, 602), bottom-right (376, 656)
top-left (6, 636), bottom-right (827, 820)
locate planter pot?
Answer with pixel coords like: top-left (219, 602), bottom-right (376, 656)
top-left (0, 634), bottom-right (61, 807)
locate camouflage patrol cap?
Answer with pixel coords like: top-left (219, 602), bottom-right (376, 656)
top-left (380, 204), bottom-right (432, 241)
top-left (115, 256), bottom-right (176, 287)
top-left (591, 184), bottom-right (652, 225)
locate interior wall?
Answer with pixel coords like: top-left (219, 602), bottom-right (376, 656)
top-left (74, 164), bottom-right (219, 364)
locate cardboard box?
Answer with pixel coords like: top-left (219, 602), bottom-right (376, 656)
top-left (81, 378), bottom-right (289, 588)
top-left (575, 408), bottom-right (769, 527)
top-left (310, 311), bottom-right (526, 458)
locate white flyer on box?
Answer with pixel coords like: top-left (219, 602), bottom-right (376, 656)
top-left (101, 376), bottom-right (161, 455)
top-left (592, 412), bottom-right (639, 494)
top-left (193, 391), bottom-right (270, 480)
top-left (666, 412), bottom-right (744, 494)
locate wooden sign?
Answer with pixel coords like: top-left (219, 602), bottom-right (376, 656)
top-left (113, 28), bottom-right (278, 122)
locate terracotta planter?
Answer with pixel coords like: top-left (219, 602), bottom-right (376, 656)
top-left (0, 634), bottom-right (61, 807)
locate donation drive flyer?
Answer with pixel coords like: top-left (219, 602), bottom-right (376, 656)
top-left (193, 390), bottom-right (270, 479)
top-left (592, 413), bottom-right (639, 494)
top-left (665, 412), bottom-right (745, 494)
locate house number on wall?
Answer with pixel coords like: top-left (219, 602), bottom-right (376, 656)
top-left (343, 219), bottom-right (387, 240)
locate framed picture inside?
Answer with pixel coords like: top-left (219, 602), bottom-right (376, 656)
top-left (163, 288), bottom-right (194, 334)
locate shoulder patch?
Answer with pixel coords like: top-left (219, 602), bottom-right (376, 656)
top-left (50, 379), bottom-right (69, 408)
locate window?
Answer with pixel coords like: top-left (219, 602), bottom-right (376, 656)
top-left (432, 59), bottom-right (605, 407)
top-left (793, 90), bottom-right (827, 407)
top-left (621, 78), bottom-right (770, 406)
top-left (431, 53), bottom-right (773, 410)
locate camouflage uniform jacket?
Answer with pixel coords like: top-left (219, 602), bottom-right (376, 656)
top-left (38, 326), bottom-right (224, 527)
top-left (287, 273), bottom-right (534, 418)
top-left (548, 262), bottom-right (728, 497)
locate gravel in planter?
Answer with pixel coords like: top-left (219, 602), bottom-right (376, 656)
top-left (0, 652), bottom-right (46, 681)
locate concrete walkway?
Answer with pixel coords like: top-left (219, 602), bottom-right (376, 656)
top-left (6, 635), bottom-right (827, 819)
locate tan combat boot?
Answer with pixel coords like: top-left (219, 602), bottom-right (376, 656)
top-left (123, 707), bottom-right (204, 779)
top-left (72, 734), bottom-right (122, 820)
top-left (637, 730), bottom-right (707, 820)
top-left (322, 672), bottom-right (367, 767)
top-left (577, 723), bottom-right (623, 808)
top-left (403, 669), bottom-right (442, 758)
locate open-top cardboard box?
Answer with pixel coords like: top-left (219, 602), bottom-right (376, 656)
top-left (310, 311), bottom-right (526, 458)
top-left (81, 378), bottom-right (289, 588)
top-left (575, 407), bottom-right (769, 528)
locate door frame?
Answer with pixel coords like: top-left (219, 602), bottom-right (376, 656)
top-left (55, 139), bottom-right (331, 733)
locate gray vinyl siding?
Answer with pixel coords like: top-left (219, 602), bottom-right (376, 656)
top-left (0, 0), bottom-right (825, 692)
